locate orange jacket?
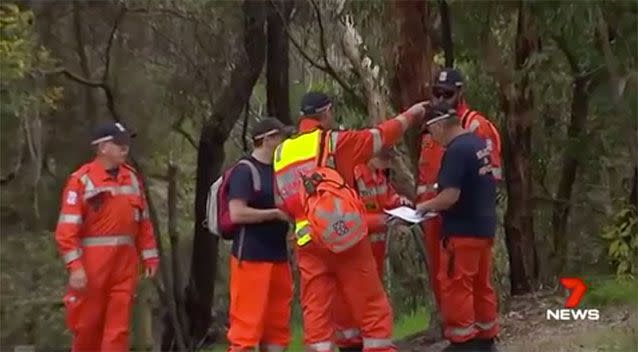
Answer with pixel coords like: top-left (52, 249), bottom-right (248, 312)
top-left (54, 159), bottom-right (158, 271)
top-left (354, 163), bottom-right (402, 233)
top-left (416, 102), bottom-right (502, 203)
top-left (457, 103), bottom-right (502, 180)
top-left (297, 115), bottom-right (413, 188)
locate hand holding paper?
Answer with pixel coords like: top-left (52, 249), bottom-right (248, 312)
top-left (383, 206), bottom-right (437, 224)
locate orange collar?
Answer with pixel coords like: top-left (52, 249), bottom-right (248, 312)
top-left (89, 159), bottom-right (127, 182)
top-left (298, 118), bottom-right (323, 133)
top-left (456, 100), bottom-right (470, 117)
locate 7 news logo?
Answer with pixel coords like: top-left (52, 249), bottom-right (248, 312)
top-left (546, 277), bottom-right (600, 321)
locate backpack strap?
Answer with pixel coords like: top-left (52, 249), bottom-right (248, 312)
top-left (317, 130), bottom-right (337, 168)
top-left (236, 159), bottom-right (261, 192)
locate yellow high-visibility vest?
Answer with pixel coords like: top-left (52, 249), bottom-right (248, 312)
top-left (273, 129), bottom-right (336, 246)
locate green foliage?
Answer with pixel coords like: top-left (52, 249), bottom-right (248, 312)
top-left (581, 276), bottom-right (638, 308)
top-left (0, 4), bottom-right (61, 121)
top-left (600, 205), bottom-right (638, 279)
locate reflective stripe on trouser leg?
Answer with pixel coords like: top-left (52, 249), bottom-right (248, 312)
top-left (336, 328), bottom-right (361, 340)
top-left (474, 238), bottom-right (498, 339)
top-left (439, 237), bottom-right (483, 343)
top-left (335, 327), bottom-right (362, 348)
top-left (332, 241), bottom-right (393, 350)
top-left (296, 244), bottom-right (336, 351)
top-left (475, 321), bottom-right (496, 331)
top-left (362, 337), bottom-right (393, 349)
top-left (260, 344), bottom-right (285, 352)
top-left (305, 341), bottom-right (333, 352)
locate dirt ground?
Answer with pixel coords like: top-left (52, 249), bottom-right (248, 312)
top-left (396, 291), bottom-right (637, 352)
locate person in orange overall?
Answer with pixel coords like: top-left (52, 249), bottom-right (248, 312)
top-left (417, 102), bottom-right (499, 352)
top-left (54, 122), bottom-right (159, 352)
top-left (416, 68), bottom-right (502, 320)
top-left (273, 91), bottom-right (429, 352)
top-left (355, 147), bottom-right (413, 278)
top-left (225, 118), bottom-right (294, 352)
top-left (333, 148), bottom-right (412, 351)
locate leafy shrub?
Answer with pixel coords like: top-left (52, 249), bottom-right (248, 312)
top-left (600, 205), bottom-right (638, 279)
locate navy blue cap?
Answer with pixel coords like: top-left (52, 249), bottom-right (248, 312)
top-left (251, 117), bottom-right (294, 140)
top-left (299, 91), bottom-right (332, 116)
top-left (91, 122), bottom-right (135, 145)
top-left (433, 68), bottom-right (463, 91)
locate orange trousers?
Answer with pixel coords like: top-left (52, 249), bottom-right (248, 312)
top-left (438, 237), bottom-right (499, 343)
top-left (226, 256), bottom-right (292, 352)
top-left (333, 236), bottom-right (387, 349)
top-left (421, 216), bottom-right (442, 309)
top-left (297, 239), bottom-right (395, 352)
top-left (64, 245), bottom-right (138, 352)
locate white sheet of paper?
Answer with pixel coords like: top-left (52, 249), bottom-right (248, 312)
top-left (383, 206), bottom-right (437, 224)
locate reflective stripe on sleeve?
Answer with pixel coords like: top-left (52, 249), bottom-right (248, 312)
top-left (141, 248), bottom-right (159, 260)
top-left (369, 128), bottom-right (382, 153)
top-left (362, 337), bottom-right (393, 348)
top-left (133, 209), bottom-right (141, 222)
top-left (58, 213), bottom-right (82, 225)
top-left (63, 249), bottom-right (82, 264)
top-left (305, 341), bottom-right (333, 352)
top-left (369, 233), bottom-right (386, 242)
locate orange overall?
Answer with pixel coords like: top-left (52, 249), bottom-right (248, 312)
top-left (224, 158), bottom-right (293, 352)
top-left (55, 159), bottom-right (158, 352)
top-left (416, 101), bottom-right (501, 329)
top-left (354, 164), bottom-right (403, 278)
top-left (332, 164), bottom-right (404, 349)
top-left (274, 115), bottom-right (414, 352)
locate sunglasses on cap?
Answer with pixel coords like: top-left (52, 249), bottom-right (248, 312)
top-left (432, 89), bottom-right (456, 99)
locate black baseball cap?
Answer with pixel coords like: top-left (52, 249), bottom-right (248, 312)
top-left (424, 101), bottom-right (457, 126)
top-left (300, 91), bottom-right (332, 116)
top-left (251, 117), bottom-right (294, 140)
top-left (91, 121), bottom-right (136, 146)
top-left (433, 68), bottom-right (463, 92)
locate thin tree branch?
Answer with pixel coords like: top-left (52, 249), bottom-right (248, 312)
top-left (271, 0), bottom-right (365, 110)
top-left (309, 0), bottom-right (329, 68)
top-left (103, 5), bottom-right (126, 83)
top-left (172, 114), bottom-right (198, 149)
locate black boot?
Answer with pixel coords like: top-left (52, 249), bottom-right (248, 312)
top-left (442, 340), bottom-right (486, 352)
top-left (472, 338), bottom-right (498, 352)
top-left (339, 345), bottom-right (363, 352)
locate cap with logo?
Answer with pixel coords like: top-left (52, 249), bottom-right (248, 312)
top-left (91, 122), bottom-right (136, 146)
top-left (299, 91), bottom-right (332, 116)
top-left (433, 68), bottom-right (464, 92)
top-left (251, 117), bottom-right (295, 141)
top-left (424, 101), bottom-right (457, 126)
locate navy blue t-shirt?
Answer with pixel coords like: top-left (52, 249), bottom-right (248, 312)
top-left (437, 133), bottom-right (496, 238)
top-left (227, 157), bottom-right (289, 262)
